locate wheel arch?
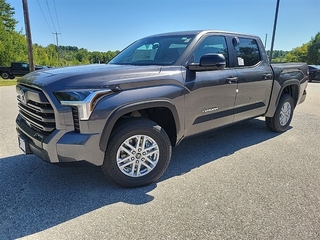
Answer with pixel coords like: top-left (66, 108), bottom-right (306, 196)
top-left (278, 81), bottom-right (300, 107)
top-left (99, 100), bottom-right (180, 153)
top-left (265, 79), bottom-right (300, 117)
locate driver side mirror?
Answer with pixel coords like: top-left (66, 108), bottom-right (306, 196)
top-left (188, 53), bottom-right (226, 71)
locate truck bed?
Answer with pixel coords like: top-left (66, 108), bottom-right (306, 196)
top-left (271, 62), bottom-right (308, 75)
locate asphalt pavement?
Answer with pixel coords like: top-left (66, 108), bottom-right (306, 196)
top-left (0, 83), bottom-right (319, 239)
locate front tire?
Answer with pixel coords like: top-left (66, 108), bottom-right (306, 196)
top-left (1, 72), bottom-right (9, 79)
top-left (102, 118), bottom-right (172, 188)
top-left (266, 94), bottom-right (294, 132)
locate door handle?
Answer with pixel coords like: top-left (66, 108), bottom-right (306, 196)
top-left (263, 73), bottom-right (273, 80)
top-left (226, 77), bottom-right (238, 84)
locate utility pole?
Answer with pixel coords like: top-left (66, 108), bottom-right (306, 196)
top-left (52, 32), bottom-right (61, 62)
top-left (264, 34), bottom-right (268, 49)
top-left (22, 0), bottom-right (34, 71)
top-left (269, 0), bottom-right (280, 62)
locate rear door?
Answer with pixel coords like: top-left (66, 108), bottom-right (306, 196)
top-left (184, 34), bottom-right (238, 136)
top-left (231, 37), bottom-right (273, 122)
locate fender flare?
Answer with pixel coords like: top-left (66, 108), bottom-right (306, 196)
top-left (265, 79), bottom-right (300, 117)
top-left (99, 99), bottom-right (181, 152)
top-left (277, 79), bottom-right (300, 106)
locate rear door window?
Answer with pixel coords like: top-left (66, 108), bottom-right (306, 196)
top-left (234, 38), bottom-right (261, 67)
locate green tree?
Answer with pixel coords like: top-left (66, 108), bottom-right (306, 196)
top-left (267, 50), bottom-right (289, 62)
top-left (0, 0), bottom-right (18, 31)
top-left (33, 44), bottom-right (49, 66)
top-left (0, 0), bottom-right (121, 67)
top-left (307, 32), bottom-right (320, 64)
top-left (0, 22), bottom-right (27, 65)
top-left (11, 31), bottom-right (28, 61)
top-left (45, 44), bottom-right (59, 66)
top-left (0, 20), bottom-right (11, 65)
top-left (103, 50), bottom-right (119, 63)
top-left (75, 48), bottom-right (90, 64)
top-left (285, 43), bottom-right (309, 62)
top-left (90, 51), bottom-right (103, 63)
top-left (0, 1), bottom-right (28, 65)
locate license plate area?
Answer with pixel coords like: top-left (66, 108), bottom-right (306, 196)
top-left (18, 136), bottom-right (27, 153)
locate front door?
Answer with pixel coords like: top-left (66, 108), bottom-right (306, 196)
top-left (184, 35), bottom-right (238, 136)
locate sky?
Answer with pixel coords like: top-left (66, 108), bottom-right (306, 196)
top-left (7, 0), bottom-right (320, 52)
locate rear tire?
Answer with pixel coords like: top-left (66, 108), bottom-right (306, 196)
top-left (1, 72), bottom-right (9, 79)
top-left (102, 118), bottom-right (172, 188)
top-left (266, 94), bottom-right (294, 132)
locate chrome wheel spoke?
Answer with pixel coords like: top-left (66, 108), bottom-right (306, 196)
top-left (279, 102), bottom-right (291, 126)
top-left (117, 155), bottom-right (132, 165)
top-left (116, 134), bottom-right (159, 177)
top-left (119, 159), bottom-right (135, 168)
top-left (144, 148), bottom-right (158, 158)
top-left (131, 162), bottom-right (137, 175)
top-left (136, 162), bottom-right (143, 176)
top-left (140, 161), bottom-right (153, 171)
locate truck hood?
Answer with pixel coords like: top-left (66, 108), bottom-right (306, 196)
top-left (18, 64), bottom-right (183, 92)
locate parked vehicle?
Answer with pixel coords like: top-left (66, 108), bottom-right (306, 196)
top-left (16, 30), bottom-right (308, 187)
top-left (308, 65), bottom-right (320, 81)
top-left (0, 62), bottom-right (46, 79)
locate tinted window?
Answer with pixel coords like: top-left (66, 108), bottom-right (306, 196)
top-left (234, 38), bottom-right (261, 67)
top-left (22, 63), bottom-right (29, 69)
top-left (109, 35), bottom-right (194, 65)
top-left (192, 36), bottom-right (228, 66)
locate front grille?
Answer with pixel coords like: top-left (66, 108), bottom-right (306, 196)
top-left (17, 85), bottom-right (56, 134)
top-left (71, 106), bottom-right (80, 133)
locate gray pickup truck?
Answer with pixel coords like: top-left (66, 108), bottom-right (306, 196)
top-left (16, 30), bottom-right (308, 187)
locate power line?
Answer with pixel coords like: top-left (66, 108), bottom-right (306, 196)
top-left (37, 0), bottom-right (62, 46)
top-left (46, 0), bottom-right (57, 32)
top-left (53, 0), bottom-right (61, 32)
top-left (37, 0), bottom-right (52, 33)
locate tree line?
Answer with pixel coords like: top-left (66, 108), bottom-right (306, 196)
top-left (0, 0), bottom-right (319, 67)
top-left (270, 33), bottom-right (320, 64)
top-left (0, 0), bottom-right (119, 67)
top-left (31, 44), bottom-right (120, 67)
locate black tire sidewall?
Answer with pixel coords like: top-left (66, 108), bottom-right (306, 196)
top-left (102, 119), bottom-right (172, 188)
top-left (1, 72), bottom-right (9, 79)
top-left (272, 94), bottom-right (294, 132)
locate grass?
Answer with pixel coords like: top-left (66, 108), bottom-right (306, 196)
top-left (0, 78), bottom-right (17, 86)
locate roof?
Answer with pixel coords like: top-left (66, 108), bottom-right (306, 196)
top-left (146, 30), bottom-right (258, 39)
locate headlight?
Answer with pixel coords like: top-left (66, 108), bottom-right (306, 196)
top-left (54, 89), bottom-right (113, 120)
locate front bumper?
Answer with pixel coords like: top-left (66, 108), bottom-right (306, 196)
top-left (15, 83), bottom-right (106, 166)
top-left (16, 113), bottom-right (105, 166)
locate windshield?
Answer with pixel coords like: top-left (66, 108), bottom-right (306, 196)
top-left (109, 35), bottom-right (194, 66)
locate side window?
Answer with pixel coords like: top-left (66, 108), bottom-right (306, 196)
top-left (193, 35), bottom-right (228, 67)
top-left (21, 63), bottom-right (29, 69)
top-left (234, 38), bottom-right (261, 67)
